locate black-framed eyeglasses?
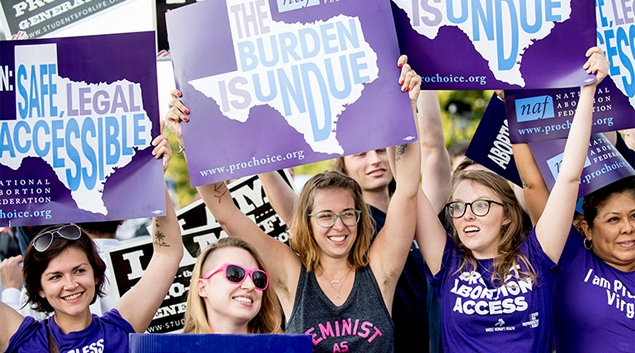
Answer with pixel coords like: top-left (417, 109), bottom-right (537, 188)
top-left (308, 209), bottom-right (361, 228)
top-left (32, 224), bottom-right (82, 252)
top-left (445, 199), bottom-right (504, 219)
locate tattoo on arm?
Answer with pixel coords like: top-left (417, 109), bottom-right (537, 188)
top-left (395, 144), bottom-right (407, 161)
top-left (153, 219), bottom-right (170, 248)
top-left (213, 183), bottom-right (228, 203)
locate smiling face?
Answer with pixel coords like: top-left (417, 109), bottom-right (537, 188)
top-left (198, 247), bottom-right (263, 333)
top-left (342, 149), bottom-right (392, 192)
top-left (582, 192), bottom-right (635, 272)
top-left (38, 247), bottom-right (96, 321)
top-left (451, 180), bottom-right (509, 259)
top-left (310, 188), bottom-right (358, 260)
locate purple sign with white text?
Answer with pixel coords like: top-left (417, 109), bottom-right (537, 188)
top-left (505, 80), bottom-right (635, 143)
top-left (529, 133), bottom-right (635, 197)
top-left (0, 32), bottom-right (165, 226)
top-left (391, 0), bottom-right (596, 89)
top-left (166, 0), bottom-right (417, 186)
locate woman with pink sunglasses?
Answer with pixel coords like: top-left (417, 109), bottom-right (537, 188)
top-left (183, 237), bottom-right (283, 334)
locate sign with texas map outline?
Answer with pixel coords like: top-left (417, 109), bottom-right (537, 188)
top-left (166, 0), bottom-right (417, 186)
top-left (391, 0), bottom-right (596, 89)
top-left (0, 31), bottom-right (165, 226)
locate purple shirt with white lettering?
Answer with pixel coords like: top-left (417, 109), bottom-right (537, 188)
top-left (553, 227), bottom-right (635, 353)
top-left (425, 229), bottom-right (558, 353)
top-left (6, 309), bottom-right (134, 353)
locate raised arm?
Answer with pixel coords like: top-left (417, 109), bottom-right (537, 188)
top-left (0, 297), bottom-right (25, 351)
top-left (258, 170), bottom-right (298, 225)
top-left (535, 47), bottom-right (609, 262)
top-left (369, 55), bottom-right (421, 303)
top-left (115, 124), bottom-right (184, 332)
top-left (511, 142), bottom-right (549, 225)
top-left (164, 92), bottom-right (301, 317)
top-left (418, 90), bottom-right (452, 213)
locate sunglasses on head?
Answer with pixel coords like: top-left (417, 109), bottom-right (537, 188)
top-left (202, 263), bottom-right (269, 291)
top-left (32, 224), bottom-right (82, 252)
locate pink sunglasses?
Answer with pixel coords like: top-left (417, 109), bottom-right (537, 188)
top-left (202, 263), bottom-right (269, 290)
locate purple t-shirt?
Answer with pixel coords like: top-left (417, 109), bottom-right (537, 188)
top-left (5, 309), bottom-right (134, 353)
top-left (425, 229), bottom-right (558, 353)
top-left (553, 227), bottom-right (635, 353)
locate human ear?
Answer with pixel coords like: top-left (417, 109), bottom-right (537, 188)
top-left (197, 278), bottom-right (208, 298)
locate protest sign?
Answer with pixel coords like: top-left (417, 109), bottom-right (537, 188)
top-left (129, 333), bottom-right (312, 353)
top-left (166, 0), bottom-right (417, 186)
top-left (391, 0), bottom-right (596, 90)
top-left (0, 0), bottom-right (153, 39)
top-left (596, 0), bottom-right (635, 116)
top-left (104, 171), bottom-right (293, 333)
top-left (505, 80), bottom-right (635, 143)
top-left (529, 133), bottom-right (635, 197)
top-left (465, 93), bottom-right (522, 186)
top-left (0, 32), bottom-right (164, 226)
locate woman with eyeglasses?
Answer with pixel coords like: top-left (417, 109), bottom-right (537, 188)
top-left (0, 131), bottom-right (184, 353)
top-left (414, 47), bottom-right (609, 353)
top-left (183, 237), bottom-right (283, 334)
top-left (165, 55), bottom-right (421, 352)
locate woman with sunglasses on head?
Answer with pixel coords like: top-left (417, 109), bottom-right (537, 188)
top-left (183, 237), bottom-right (283, 334)
top-left (165, 55), bottom-right (421, 352)
top-left (414, 47), bottom-right (609, 352)
top-left (0, 129), bottom-right (184, 353)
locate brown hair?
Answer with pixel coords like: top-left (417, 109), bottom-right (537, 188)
top-left (23, 224), bottom-right (106, 313)
top-left (448, 170), bottom-right (536, 285)
top-left (289, 171), bottom-right (374, 272)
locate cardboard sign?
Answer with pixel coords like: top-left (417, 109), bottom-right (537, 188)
top-left (529, 133), bottom-right (635, 197)
top-left (465, 93), bottom-right (523, 186)
top-left (165, 0), bottom-right (417, 185)
top-left (0, 32), bottom-right (164, 226)
top-left (505, 81), bottom-right (635, 143)
top-left (391, 0), bottom-right (596, 89)
top-left (129, 333), bottom-right (312, 353)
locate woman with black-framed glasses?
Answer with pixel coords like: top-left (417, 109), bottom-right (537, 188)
top-left (182, 237), bottom-right (283, 334)
top-left (415, 47), bottom-right (609, 353)
top-left (0, 132), bottom-right (184, 353)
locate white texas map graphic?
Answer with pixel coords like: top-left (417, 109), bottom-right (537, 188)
top-left (392, 0), bottom-right (572, 86)
top-left (0, 43), bottom-right (152, 215)
top-left (189, 0), bottom-right (378, 155)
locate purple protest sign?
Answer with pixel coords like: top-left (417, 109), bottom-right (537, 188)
top-left (465, 92), bottom-right (522, 186)
top-left (391, 0), bottom-right (596, 90)
top-left (529, 133), bottom-right (635, 197)
top-left (0, 32), bottom-right (165, 226)
top-left (505, 80), bottom-right (635, 143)
top-left (596, 1), bottom-right (635, 123)
top-left (165, 0), bottom-right (417, 186)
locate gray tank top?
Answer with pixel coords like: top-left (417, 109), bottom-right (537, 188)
top-left (286, 264), bottom-right (394, 353)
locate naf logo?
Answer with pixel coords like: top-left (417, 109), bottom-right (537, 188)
top-left (514, 95), bottom-right (555, 122)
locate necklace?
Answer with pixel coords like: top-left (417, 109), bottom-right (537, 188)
top-left (322, 268), bottom-right (353, 299)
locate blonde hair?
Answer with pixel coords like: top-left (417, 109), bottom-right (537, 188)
top-left (183, 237), bottom-right (283, 333)
top-left (289, 171), bottom-right (374, 273)
top-left (448, 170), bottom-right (536, 285)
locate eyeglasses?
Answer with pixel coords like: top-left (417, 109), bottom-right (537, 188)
top-left (308, 209), bottom-right (361, 228)
top-left (445, 199), bottom-right (504, 219)
top-left (202, 263), bottom-right (269, 290)
top-left (32, 224), bottom-right (82, 252)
